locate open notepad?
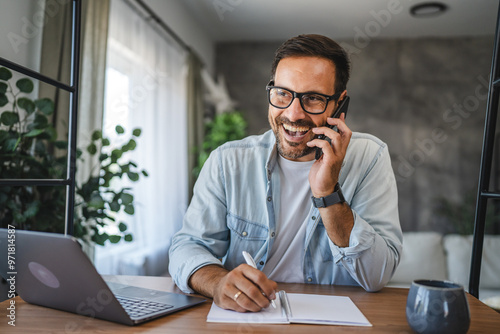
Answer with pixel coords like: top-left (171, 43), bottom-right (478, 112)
top-left (207, 291), bottom-right (372, 326)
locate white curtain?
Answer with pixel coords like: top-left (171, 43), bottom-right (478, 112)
top-left (94, 0), bottom-right (189, 276)
top-left (77, 0), bottom-right (110, 186)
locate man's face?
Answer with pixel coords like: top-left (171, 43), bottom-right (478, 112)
top-left (268, 56), bottom-right (339, 161)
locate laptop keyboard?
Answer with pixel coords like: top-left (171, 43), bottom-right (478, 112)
top-left (116, 295), bottom-right (174, 319)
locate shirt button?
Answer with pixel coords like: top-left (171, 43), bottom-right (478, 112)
top-left (312, 216), bottom-right (316, 220)
top-left (307, 277), bottom-right (312, 282)
top-left (259, 261), bottom-right (264, 265)
top-left (267, 196), bottom-right (272, 202)
top-left (271, 232), bottom-right (275, 237)
top-left (242, 231), bottom-right (248, 237)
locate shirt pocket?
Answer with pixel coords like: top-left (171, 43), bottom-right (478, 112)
top-left (224, 214), bottom-right (268, 270)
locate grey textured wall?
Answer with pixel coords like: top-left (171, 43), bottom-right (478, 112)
top-left (215, 37), bottom-right (495, 233)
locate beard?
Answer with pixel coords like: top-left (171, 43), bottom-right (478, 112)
top-left (269, 113), bottom-right (317, 160)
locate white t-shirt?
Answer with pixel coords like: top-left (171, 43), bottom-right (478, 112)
top-left (263, 155), bottom-right (314, 283)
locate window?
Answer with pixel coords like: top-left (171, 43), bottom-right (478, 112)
top-left (95, 0), bottom-right (188, 276)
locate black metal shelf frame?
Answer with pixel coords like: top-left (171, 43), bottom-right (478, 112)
top-left (469, 3), bottom-right (500, 298)
top-left (0, 0), bottom-right (81, 236)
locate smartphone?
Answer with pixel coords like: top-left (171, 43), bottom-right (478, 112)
top-left (314, 96), bottom-right (350, 160)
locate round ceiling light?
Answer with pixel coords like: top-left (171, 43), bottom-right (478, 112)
top-left (410, 2), bottom-right (448, 17)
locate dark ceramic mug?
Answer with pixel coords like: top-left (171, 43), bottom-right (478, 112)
top-left (406, 279), bottom-right (470, 334)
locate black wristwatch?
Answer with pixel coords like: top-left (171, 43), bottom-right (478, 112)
top-left (311, 183), bottom-right (345, 208)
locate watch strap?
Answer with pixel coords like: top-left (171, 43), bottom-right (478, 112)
top-left (311, 183), bottom-right (345, 208)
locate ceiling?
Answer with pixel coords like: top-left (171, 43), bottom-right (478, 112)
top-left (175, 0), bottom-right (498, 42)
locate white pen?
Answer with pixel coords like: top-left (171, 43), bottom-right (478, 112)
top-left (242, 251), bottom-right (277, 309)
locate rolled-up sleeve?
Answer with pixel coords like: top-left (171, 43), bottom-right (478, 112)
top-left (329, 143), bottom-right (402, 291)
top-left (168, 149), bottom-right (229, 293)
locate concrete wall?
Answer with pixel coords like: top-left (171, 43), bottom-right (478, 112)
top-left (215, 36), bottom-right (496, 233)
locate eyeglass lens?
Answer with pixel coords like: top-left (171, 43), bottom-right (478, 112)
top-left (269, 87), bottom-right (327, 114)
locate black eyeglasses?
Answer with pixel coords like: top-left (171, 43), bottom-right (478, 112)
top-left (266, 81), bottom-right (341, 114)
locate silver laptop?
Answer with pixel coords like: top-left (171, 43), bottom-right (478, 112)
top-left (0, 228), bottom-right (205, 325)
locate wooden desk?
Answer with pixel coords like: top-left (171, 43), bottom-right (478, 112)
top-left (1, 275), bottom-right (499, 333)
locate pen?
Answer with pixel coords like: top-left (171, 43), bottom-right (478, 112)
top-left (242, 251), bottom-right (277, 309)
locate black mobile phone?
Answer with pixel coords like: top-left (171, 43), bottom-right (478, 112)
top-left (314, 96), bottom-right (350, 160)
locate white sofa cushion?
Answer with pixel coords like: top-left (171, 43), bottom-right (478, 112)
top-left (390, 232), bottom-right (448, 284)
top-left (443, 234), bottom-right (500, 290)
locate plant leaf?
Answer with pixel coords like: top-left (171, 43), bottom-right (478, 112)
top-left (44, 126), bottom-right (57, 141)
top-left (5, 137), bottom-right (20, 151)
top-left (92, 233), bottom-right (109, 246)
top-left (24, 129), bottom-right (44, 137)
top-left (118, 222), bottom-right (127, 232)
top-left (1, 111), bottom-right (19, 126)
top-left (124, 204), bottom-right (134, 215)
top-left (127, 171), bottom-right (139, 182)
top-left (88, 194), bottom-right (105, 209)
top-left (34, 98), bottom-right (54, 115)
top-left (120, 193), bottom-right (133, 205)
top-left (0, 94), bottom-right (8, 107)
top-left (0, 67), bottom-right (12, 81)
top-left (24, 200), bottom-right (40, 219)
top-left (17, 97), bottom-right (35, 114)
top-left (16, 78), bottom-right (34, 93)
top-left (91, 130), bottom-right (102, 141)
top-left (111, 149), bottom-right (122, 162)
top-left (109, 235), bottom-right (121, 243)
top-left (33, 113), bottom-right (49, 129)
top-left (0, 82), bottom-right (7, 94)
top-left (54, 140), bottom-right (68, 149)
top-left (124, 234), bottom-right (133, 242)
top-left (109, 200), bottom-right (120, 212)
top-left (87, 143), bottom-right (97, 155)
top-left (115, 125), bottom-right (125, 134)
top-left (124, 139), bottom-right (136, 151)
top-left (0, 130), bottom-right (8, 143)
top-left (132, 128), bottom-right (141, 137)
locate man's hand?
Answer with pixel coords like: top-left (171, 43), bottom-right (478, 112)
top-left (307, 113), bottom-right (354, 247)
top-left (188, 264), bottom-right (278, 313)
top-left (307, 113), bottom-right (352, 197)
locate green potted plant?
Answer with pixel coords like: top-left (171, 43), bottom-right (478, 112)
top-left (193, 111), bottom-right (247, 178)
top-left (0, 66), bottom-right (148, 246)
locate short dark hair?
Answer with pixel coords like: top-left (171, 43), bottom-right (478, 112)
top-left (271, 34), bottom-right (351, 94)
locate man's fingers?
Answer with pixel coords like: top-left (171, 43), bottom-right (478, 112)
top-left (228, 288), bottom-right (261, 312)
top-left (311, 125), bottom-right (341, 142)
top-left (237, 266), bottom-right (276, 309)
top-left (240, 264), bottom-right (278, 299)
top-left (327, 116), bottom-right (352, 139)
top-left (307, 137), bottom-right (333, 155)
top-left (232, 291), bottom-right (263, 312)
top-left (218, 265), bottom-right (277, 312)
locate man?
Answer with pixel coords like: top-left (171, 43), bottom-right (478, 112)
top-left (169, 34), bottom-right (402, 313)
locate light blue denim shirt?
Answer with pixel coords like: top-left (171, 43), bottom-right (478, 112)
top-left (169, 130), bottom-right (402, 293)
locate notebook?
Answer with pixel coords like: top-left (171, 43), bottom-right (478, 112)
top-left (0, 228), bottom-right (205, 325)
top-left (207, 290), bottom-right (372, 326)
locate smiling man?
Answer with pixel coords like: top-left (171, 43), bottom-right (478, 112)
top-left (169, 34), bottom-right (402, 313)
